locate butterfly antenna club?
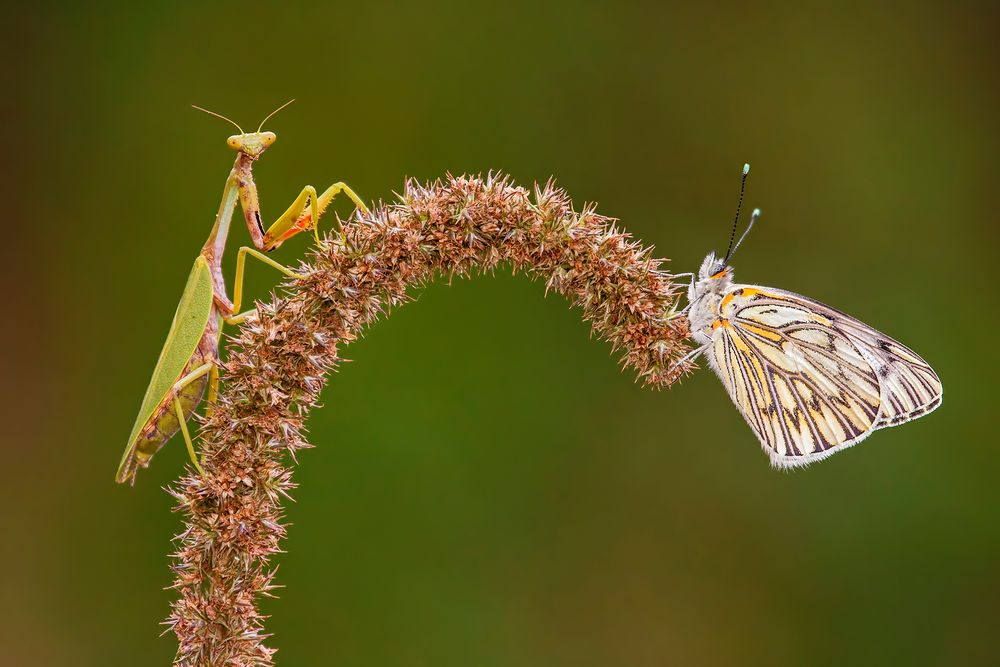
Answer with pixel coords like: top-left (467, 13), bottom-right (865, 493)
top-left (729, 208), bottom-right (760, 261)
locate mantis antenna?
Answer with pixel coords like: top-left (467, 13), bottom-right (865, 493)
top-left (257, 99), bottom-right (295, 132)
top-left (191, 105), bottom-right (245, 134)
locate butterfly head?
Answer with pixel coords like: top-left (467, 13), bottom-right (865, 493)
top-left (706, 163), bottom-right (761, 281)
top-left (692, 201), bottom-right (760, 296)
top-left (689, 165), bottom-right (760, 302)
top-left (695, 252), bottom-right (735, 293)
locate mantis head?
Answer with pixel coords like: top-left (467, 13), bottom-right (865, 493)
top-left (226, 132), bottom-right (276, 158)
top-left (192, 99), bottom-right (295, 160)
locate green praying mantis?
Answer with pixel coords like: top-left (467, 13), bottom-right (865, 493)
top-left (115, 101), bottom-right (369, 485)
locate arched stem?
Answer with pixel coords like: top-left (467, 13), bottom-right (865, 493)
top-left (165, 174), bottom-right (692, 666)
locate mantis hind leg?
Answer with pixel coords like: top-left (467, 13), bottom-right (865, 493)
top-left (205, 363), bottom-right (220, 415)
top-left (166, 361), bottom-right (214, 476)
top-left (261, 182), bottom-right (370, 251)
top-left (174, 396), bottom-right (204, 475)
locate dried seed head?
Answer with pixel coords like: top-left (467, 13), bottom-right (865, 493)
top-left (166, 174), bottom-right (692, 665)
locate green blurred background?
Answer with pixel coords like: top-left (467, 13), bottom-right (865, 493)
top-left (5, 1), bottom-right (998, 665)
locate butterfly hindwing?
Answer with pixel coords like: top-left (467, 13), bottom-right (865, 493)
top-left (706, 285), bottom-right (940, 468)
top-left (746, 288), bottom-right (944, 430)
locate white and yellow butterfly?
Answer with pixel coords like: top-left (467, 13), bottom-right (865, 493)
top-left (679, 164), bottom-right (942, 468)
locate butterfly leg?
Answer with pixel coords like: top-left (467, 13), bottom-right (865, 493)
top-left (667, 344), bottom-right (708, 377)
top-left (671, 272), bottom-right (697, 317)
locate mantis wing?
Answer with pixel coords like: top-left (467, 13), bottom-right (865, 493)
top-left (116, 256), bottom-right (215, 483)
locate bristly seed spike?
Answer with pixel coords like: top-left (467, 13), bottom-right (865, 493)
top-left (168, 174), bottom-right (689, 663)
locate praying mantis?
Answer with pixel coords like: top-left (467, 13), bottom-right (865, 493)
top-left (115, 101), bottom-right (369, 485)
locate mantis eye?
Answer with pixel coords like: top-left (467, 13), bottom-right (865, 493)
top-left (226, 135), bottom-right (242, 150)
top-left (261, 132), bottom-right (277, 147)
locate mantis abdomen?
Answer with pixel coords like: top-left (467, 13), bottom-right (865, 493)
top-left (132, 346), bottom-right (215, 468)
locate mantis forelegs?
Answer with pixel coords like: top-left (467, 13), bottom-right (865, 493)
top-left (261, 182), bottom-right (370, 251)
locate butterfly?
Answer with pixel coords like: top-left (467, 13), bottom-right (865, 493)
top-left (678, 164), bottom-right (942, 468)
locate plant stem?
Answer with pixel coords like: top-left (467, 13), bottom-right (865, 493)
top-left (166, 174), bottom-right (692, 666)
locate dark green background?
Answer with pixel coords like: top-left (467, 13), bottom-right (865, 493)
top-left (5, 2), bottom-right (997, 665)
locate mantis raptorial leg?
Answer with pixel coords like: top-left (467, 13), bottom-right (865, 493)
top-left (261, 182), bottom-right (371, 250)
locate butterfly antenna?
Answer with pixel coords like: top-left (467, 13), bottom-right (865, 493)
top-left (257, 98), bottom-right (295, 132)
top-left (722, 163), bottom-right (751, 266)
top-left (729, 208), bottom-right (760, 262)
top-left (191, 105), bottom-right (244, 134)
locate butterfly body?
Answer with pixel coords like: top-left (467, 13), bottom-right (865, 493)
top-left (686, 251), bottom-right (942, 468)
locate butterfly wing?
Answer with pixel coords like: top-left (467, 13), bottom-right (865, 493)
top-left (755, 288), bottom-right (943, 429)
top-left (707, 285), bottom-right (941, 468)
